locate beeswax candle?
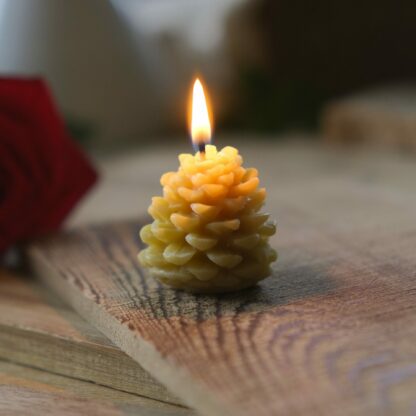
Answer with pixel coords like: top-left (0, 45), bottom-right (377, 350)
top-left (138, 79), bottom-right (277, 293)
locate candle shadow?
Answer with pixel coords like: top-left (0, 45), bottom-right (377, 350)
top-left (163, 263), bottom-right (338, 320)
top-left (222, 264), bottom-right (336, 308)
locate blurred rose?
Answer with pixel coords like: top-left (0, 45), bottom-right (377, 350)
top-left (0, 78), bottom-right (97, 253)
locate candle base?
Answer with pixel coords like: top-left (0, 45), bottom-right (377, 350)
top-left (144, 266), bottom-right (276, 294)
top-left (157, 278), bottom-right (264, 295)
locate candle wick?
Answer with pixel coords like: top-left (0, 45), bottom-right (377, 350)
top-left (195, 142), bottom-right (206, 158)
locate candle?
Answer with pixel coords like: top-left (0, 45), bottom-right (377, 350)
top-left (138, 78), bottom-right (277, 293)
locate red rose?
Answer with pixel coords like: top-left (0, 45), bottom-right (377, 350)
top-left (0, 78), bottom-right (98, 253)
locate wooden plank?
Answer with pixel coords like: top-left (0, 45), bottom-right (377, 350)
top-left (29, 143), bottom-right (416, 416)
top-left (0, 360), bottom-right (194, 416)
top-left (0, 268), bottom-right (181, 405)
top-left (321, 85), bottom-right (416, 150)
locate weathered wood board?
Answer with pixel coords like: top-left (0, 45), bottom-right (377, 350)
top-left (29, 143), bottom-right (416, 416)
top-left (0, 360), bottom-right (194, 416)
top-left (0, 268), bottom-right (180, 405)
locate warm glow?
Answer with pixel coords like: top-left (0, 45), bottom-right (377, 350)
top-left (190, 78), bottom-right (212, 147)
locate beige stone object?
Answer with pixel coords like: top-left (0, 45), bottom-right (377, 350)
top-left (322, 86), bottom-right (416, 151)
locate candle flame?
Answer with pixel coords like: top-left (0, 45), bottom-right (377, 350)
top-left (190, 78), bottom-right (212, 149)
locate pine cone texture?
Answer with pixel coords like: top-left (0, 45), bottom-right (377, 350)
top-left (138, 145), bottom-right (277, 293)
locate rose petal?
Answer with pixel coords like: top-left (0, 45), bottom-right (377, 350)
top-left (0, 78), bottom-right (98, 252)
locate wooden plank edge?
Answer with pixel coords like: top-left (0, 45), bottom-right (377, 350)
top-left (29, 245), bottom-right (235, 416)
top-left (0, 322), bottom-right (182, 406)
top-left (0, 360), bottom-right (195, 416)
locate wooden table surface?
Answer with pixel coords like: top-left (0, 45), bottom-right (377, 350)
top-left (0, 268), bottom-right (181, 405)
top-left (0, 360), bottom-right (193, 416)
top-left (28, 138), bottom-right (416, 416)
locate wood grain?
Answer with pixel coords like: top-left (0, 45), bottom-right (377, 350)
top-left (0, 360), bottom-right (194, 416)
top-left (0, 268), bottom-right (181, 405)
top-left (29, 142), bottom-right (416, 416)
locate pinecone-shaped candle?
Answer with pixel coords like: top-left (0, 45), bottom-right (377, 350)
top-left (138, 144), bottom-right (277, 293)
top-left (138, 79), bottom-right (277, 293)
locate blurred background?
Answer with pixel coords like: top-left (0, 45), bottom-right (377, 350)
top-left (1, 0), bottom-right (415, 151)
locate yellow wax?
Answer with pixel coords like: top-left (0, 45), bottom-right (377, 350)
top-left (138, 145), bottom-right (277, 293)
